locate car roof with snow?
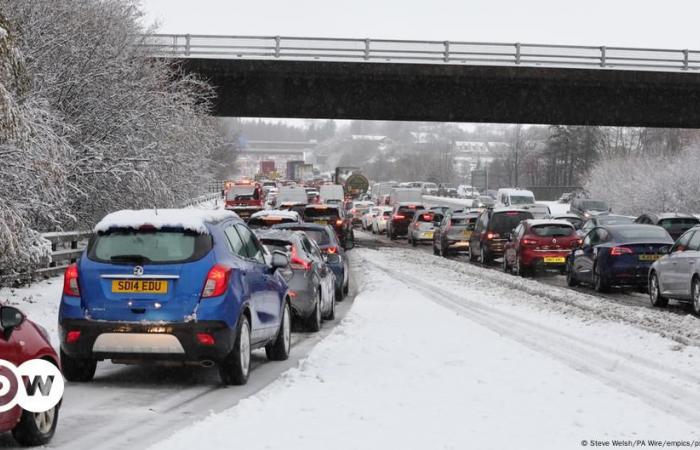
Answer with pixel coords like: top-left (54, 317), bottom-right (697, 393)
top-left (491, 207), bottom-right (533, 214)
top-left (524, 219), bottom-right (576, 227)
top-left (250, 209), bottom-right (300, 220)
top-left (640, 212), bottom-right (699, 221)
top-left (94, 208), bottom-right (239, 234)
top-left (254, 228), bottom-right (304, 243)
top-left (498, 188), bottom-right (535, 196)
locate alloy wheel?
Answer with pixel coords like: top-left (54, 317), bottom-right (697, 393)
top-left (240, 321), bottom-right (251, 377)
top-left (33, 408), bottom-right (56, 434)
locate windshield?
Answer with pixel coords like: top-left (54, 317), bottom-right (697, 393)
top-left (247, 217), bottom-right (298, 229)
top-left (598, 215), bottom-right (634, 225)
top-left (659, 218), bottom-right (699, 230)
top-left (582, 200), bottom-right (608, 211)
top-left (89, 229), bottom-right (212, 264)
top-left (304, 207), bottom-right (340, 219)
top-left (490, 211), bottom-right (534, 233)
top-left (613, 227), bottom-right (672, 241)
top-left (509, 195), bottom-right (535, 205)
top-left (531, 224), bottom-right (575, 237)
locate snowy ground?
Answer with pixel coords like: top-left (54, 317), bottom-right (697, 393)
top-left (153, 247), bottom-right (700, 450)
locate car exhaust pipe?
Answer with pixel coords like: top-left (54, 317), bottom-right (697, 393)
top-left (199, 360), bottom-right (215, 368)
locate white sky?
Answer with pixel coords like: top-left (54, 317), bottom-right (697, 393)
top-left (141, 0), bottom-right (700, 49)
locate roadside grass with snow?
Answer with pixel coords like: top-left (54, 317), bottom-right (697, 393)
top-left (151, 248), bottom-right (700, 450)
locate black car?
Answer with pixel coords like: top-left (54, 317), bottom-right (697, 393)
top-left (469, 208), bottom-right (534, 264)
top-left (387, 203), bottom-right (424, 240)
top-left (579, 214), bottom-right (635, 236)
top-left (567, 224), bottom-right (673, 292)
top-left (303, 204), bottom-right (354, 249)
top-left (634, 213), bottom-right (700, 241)
top-left (570, 198), bottom-right (610, 218)
top-left (272, 223), bottom-right (350, 299)
top-left (433, 212), bottom-right (478, 257)
top-left (256, 229), bottom-right (336, 331)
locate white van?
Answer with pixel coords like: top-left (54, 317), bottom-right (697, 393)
top-left (319, 184), bottom-right (345, 204)
top-left (495, 188), bottom-right (550, 218)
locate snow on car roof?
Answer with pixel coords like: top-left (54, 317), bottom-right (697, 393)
top-left (526, 219), bottom-right (575, 227)
top-left (250, 209), bottom-right (300, 220)
top-left (94, 208), bottom-right (238, 234)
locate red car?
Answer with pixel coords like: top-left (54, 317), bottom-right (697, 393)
top-left (503, 219), bottom-right (581, 277)
top-left (224, 181), bottom-right (264, 219)
top-left (0, 305), bottom-right (60, 446)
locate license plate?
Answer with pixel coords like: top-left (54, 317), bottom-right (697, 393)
top-left (639, 254), bottom-right (661, 261)
top-left (315, 220), bottom-right (328, 225)
top-left (544, 257), bottom-right (565, 264)
top-left (112, 280), bottom-right (168, 294)
top-left (424, 232), bottom-right (434, 238)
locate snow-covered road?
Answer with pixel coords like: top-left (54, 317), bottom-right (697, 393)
top-left (0, 277), bottom-right (357, 449)
top-left (154, 244), bottom-right (700, 450)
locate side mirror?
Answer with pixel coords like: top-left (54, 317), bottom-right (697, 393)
top-left (1, 306), bottom-right (24, 339)
top-left (270, 251), bottom-right (289, 269)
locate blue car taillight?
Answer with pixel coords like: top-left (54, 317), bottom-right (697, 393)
top-left (201, 264), bottom-right (232, 298)
top-left (63, 263), bottom-right (80, 297)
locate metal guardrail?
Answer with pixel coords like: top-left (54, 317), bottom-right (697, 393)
top-left (139, 34), bottom-right (700, 73)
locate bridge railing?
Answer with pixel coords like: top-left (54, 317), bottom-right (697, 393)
top-left (139, 34), bottom-right (700, 72)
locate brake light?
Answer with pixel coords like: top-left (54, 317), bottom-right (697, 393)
top-left (290, 246), bottom-right (311, 271)
top-left (325, 246), bottom-right (338, 254)
top-left (335, 219), bottom-right (344, 226)
top-left (572, 239), bottom-right (583, 248)
top-left (202, 264), bottom-right (232, 298)
top-left (610, 246), bottom-right (633, 256)
top-left (522, 238), bottom-right (538, 246)
top-left (486, 232), bottom-right (500, 240)
top-left (63, 263), bottom-right (80, 297)
top-left (65, 330), bottom-right (81, 344)
top-left (393, 214), bottom-right (406, 220)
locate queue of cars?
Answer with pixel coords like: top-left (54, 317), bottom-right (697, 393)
top-left (372, 186), bottom-right (700, 315)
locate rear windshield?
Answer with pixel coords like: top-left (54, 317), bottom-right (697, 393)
top-left (531, 224), bottom-right (575, 237)
top-left (275, 227), bottom-right (331, 246)
top-left (89, 229), bottom-right (212, 264)
top-left (226, 186), bottom-right (258, 200)
top-left (304, 207), bottom-right (340, 219)
top-left (490, 212), bottom-right (534, 233)
top-left (452, 217), bottom-right (476, 229)
top-left (397, 207), bottom-right (420, 217)
top-left (510, 195), bottom-right (535, 205)
top-left (247, 217), bottom-right (298, 229)
top-left (260, 239), bottom-right (293, 254)
top-left (659, 218), bottom-right (699, 230)
top-left (613, 227), bottom-right (671, 241)
top-left (598, 216), bottom-right (634, 225)
top-left (582, 200), bottom-right (608, 211)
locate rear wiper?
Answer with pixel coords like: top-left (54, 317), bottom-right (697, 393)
top-left (110, 254), bottom-right (152, 264)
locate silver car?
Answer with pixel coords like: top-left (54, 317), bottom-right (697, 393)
top-left (648, 225), bottom-right (700, 314)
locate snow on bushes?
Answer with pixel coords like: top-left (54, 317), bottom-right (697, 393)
top-left (585, 145), bottom-right (700, 215)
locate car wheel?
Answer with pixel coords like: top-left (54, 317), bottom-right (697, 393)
top-left (566, 259), bottom-right (579, 287)
top-left (306, 294), bottom-right (322, 332)
top-left (649, 272), bottom-right (668, 308)
top-left (468, 244), bottom-right (478, 262)
top-left (593, 263), bottom-right (610, 293)
top-left (324, 289), bottom-right (336, 320)
top-left (60, 349), bottom-right (96, 382)
top-left (502, 255), bottom-right (511, 274)
top-left (514, 258), bottom-right (526, 277)
top-left (480, 247), bottom-right (491, 265)
top-left (441, 244), bottom-right (450, 258)
top-left (266, 302), bottom-right (291, 361)
top-left (433, 242), bottom-right (439, 255)
top-left (12, 405), bottom-right (59, 446)
top-left (219, 314), bottom-right (251, 385)
top-left (691, 278), bottom-right (700, 316)
top-left (343, 279), bottom-right (349, 296)
top-left (411, 234), bottom-right (417, 247)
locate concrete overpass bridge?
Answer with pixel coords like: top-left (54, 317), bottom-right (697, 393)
top-left (143, 34), bottom-right (700, 128)
top-left (237, 140), bottom-right (315, 158)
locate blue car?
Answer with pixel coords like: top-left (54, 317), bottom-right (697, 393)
top-left (59, 209), bottom-right (292, 386)
top-left (566, 224), bottom-right (673, 293)
top-left (272, 223), bottom-right (350, 299)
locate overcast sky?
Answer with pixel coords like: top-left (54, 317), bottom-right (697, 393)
top-left (141, 0), bottom-right (700, 49)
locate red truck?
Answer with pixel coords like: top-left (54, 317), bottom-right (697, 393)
top-left (224, 181), bottom-right (264, 219)
top-left (260, 160), bottom-right (276, 176)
